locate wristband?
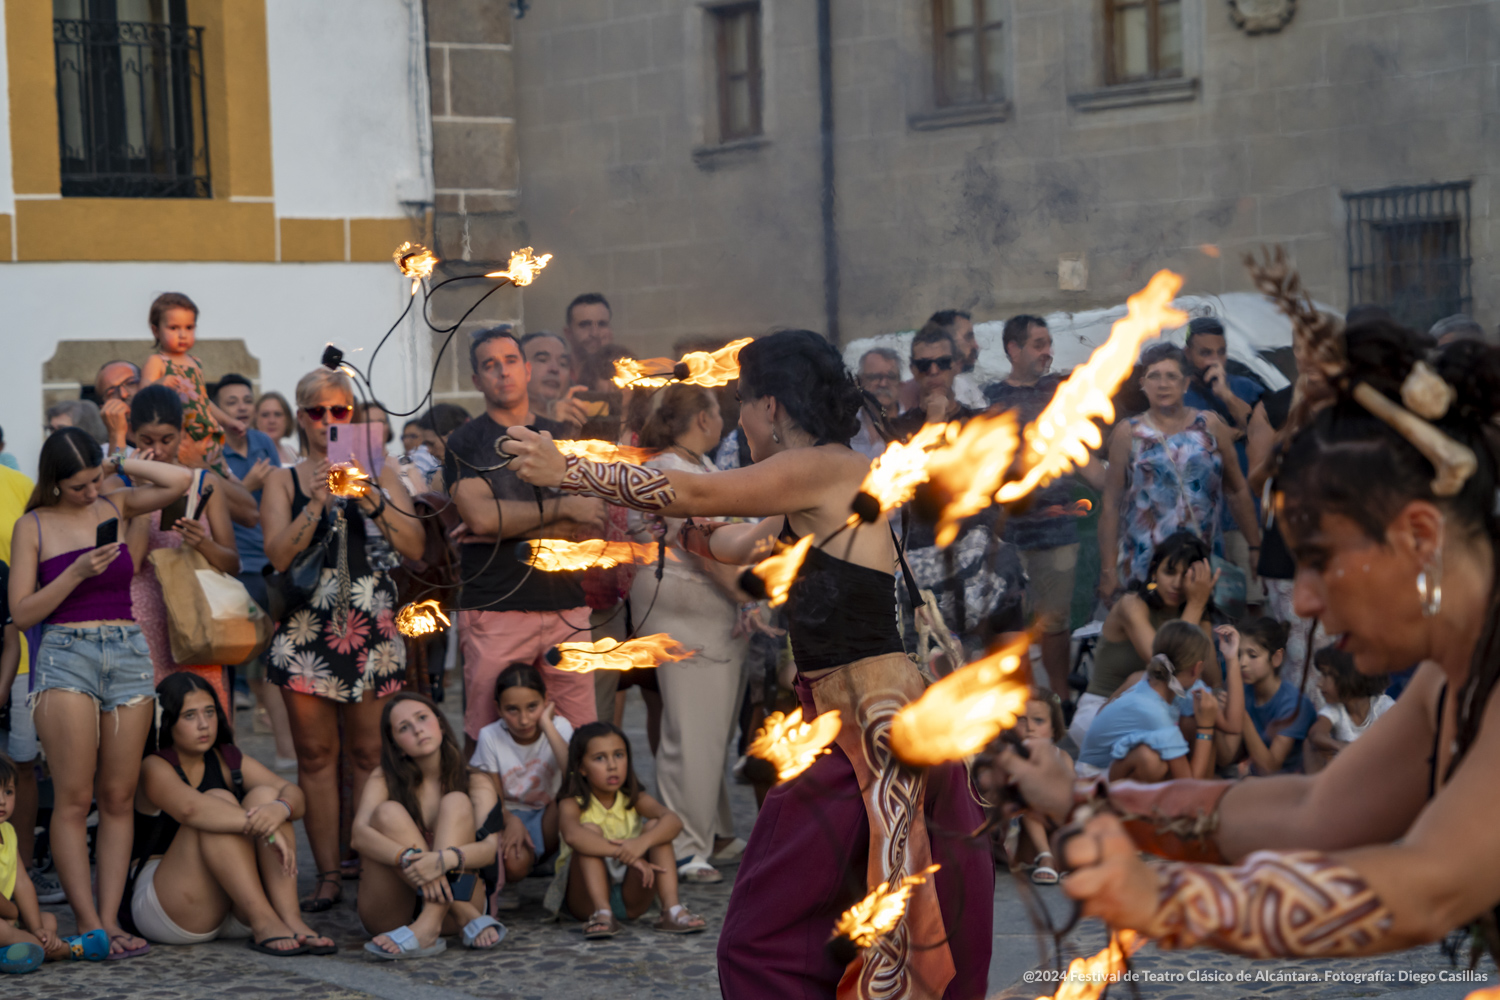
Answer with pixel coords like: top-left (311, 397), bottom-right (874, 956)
top-left (274, 797), bottom-right (293, 817)
top-left (450, 846), bottom-right (465, 871)
top-left (367, 495), bottom-right (387, 521)
top-left (398, 847), bottom-right (420, 869)
top-left (560, 454), bottom-right (677, 512)
top-left (1195, 732), bottom-right (1213, 741)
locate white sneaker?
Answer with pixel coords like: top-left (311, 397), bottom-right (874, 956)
top-left (31, 870), bottom-right (66, 905)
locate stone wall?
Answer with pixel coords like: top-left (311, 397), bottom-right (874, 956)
top-left (508, 0), bottom-right (1496, 355)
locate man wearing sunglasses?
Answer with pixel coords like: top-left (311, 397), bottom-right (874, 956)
top-left (889, 322), bottom-right (977, 442)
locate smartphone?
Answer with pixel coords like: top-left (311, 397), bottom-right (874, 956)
top-left (160, 468), bottom-right (209, 527)
top-left (95, 517), bottom-right (118, 548)
top-left (446, 871), bottom-right (478, 902)
top-left (327, 423), bottom-right (387, 477)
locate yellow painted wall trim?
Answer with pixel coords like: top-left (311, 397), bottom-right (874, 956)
top-left (350, 218), bottom-right (420, 262)
top-left (280, 218), bottom-right (346, 262)
top-left (191, 0), bottom-right (274, 198)
top-left (17, 200), bottom-right (275, 262)
top-left (8, 1), bottom-right (60, 194)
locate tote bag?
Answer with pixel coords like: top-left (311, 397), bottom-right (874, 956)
top-left (147, 546), bottom-right (274, 666)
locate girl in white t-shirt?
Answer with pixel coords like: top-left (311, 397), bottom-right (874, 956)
top-left (1305, 645), bottom-right (1395, 773)
top-left (468, 663), bottom-right (573, 886)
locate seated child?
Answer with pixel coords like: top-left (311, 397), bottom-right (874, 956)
top-left (544, 722), bottom-right (705, 938)
top-left (1228, 617), bottom-right (1317, 774)
top-left (1076, 620), bottom-right (1220, 783)
top-left (1011, 689), bottom-right (1071, 885)
top-left (1305, 646), bottom-right (1393, 773)
top-left (469, 664), bottom-right (573, 888)
top-left (0, 753), bottom-right (69, 973)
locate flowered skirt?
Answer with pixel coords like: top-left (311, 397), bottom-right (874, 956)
top-left (265, 567), bottom-right (406, 703)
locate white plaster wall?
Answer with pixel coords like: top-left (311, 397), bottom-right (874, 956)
top-left (0, 262), bottom-right (429, 471)
top-left (264, 0), bottom-right (430, 217)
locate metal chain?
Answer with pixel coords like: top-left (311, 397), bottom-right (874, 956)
top-left (332, 505), bottom-right (352, 635)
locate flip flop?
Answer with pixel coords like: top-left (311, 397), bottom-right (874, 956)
top-left (297, 933), bottom-right (338, 956)
top-left (106, 933), bottom-right (151, 961)
top-left (460, 914), bottom-right (506, 949)
top-left (61, 928), bottom-right (110, 962)
top-left (363, 925), bottom-right (447, 961)
top-left (248, 936), bottom-right (308, 957)
top-left (0, 942), bottom-right (44, 975)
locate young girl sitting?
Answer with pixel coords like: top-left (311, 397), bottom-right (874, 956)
top-left (544, 722), bottom-right (705, 938)
top-left (130, 673), bottom-right (332, 955)
top-left (1222, 617), bottom-right (1317, 774)
top-left (352, 693), bottom-right (502, 959)
top-left (1075, 620), bottom-right (1220, 782)
top-left (140, 292), bottom-right (242, 471)
top-left (469, 664), bottom-right (572, 890)
top-left (1304, 645), bottom-right (1394, 773)
top-left (1012, 690), bottom-right (1071, 885)
top-left (0, 754), bottom-right (69, 973)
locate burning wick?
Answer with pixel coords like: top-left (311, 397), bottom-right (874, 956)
top-left (546, 635), bottom-right (691, 673)
top-left (1032, 930), bottom-right (1142, 1000)
top-left (889, 634), bottom-right (1032, 767)
top-left (395, 599), bottom-right (451, 638)
top-left (524, 538), bottom-right (662, 571)
top-left (611, 337), bottom-right (753, 389)
top-left (553, 440), bottom-right (661, 464)
top-left (829, 864), bottom-right (941, 960)
top-left (740, 534), bottom-right (814, 608)
top-left (327, 462), bottom-right (371, 499)
top-left (392, 241), bottom-right (437, 295)
top-left (484, 246), bottom-right (553, 286)
top-left (745, 707), bottom-right (842, 782)
top-left (924, 410), bottom-right (1020, 547)
top-left (858, 421), bottom-right (950, 513)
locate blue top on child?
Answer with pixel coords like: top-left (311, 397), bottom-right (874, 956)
top-left (1244, 680), bottom-right (1317, 773)
top-left (1077, 675), bottom-right (1189, 770)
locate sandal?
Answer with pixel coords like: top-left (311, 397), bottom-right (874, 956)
top-left (300, 871), bottom-right (343, 913)
top-left (363, 925), bottom-right (447, 960)
top-left (1031, 851), bottom-right (1060, 886)
top-left (460, 915), bottom-right (506, 949)
top-left (106, 933), bottom-right (151, 961)
top-left (61, 929), bottom-right (110, 962)
top-left (583, 909), bottom-right (621, 940)
top-left (248, 936), bottom-right (308, 957)
top-left (0, 942), bottom-right (45, 974)
top-left (655, 905), bottom-right (707, 935)
top-left (296, 933), bottom-right (338, 956)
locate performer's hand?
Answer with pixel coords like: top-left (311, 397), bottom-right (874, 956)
top-left (994, 736), bottom-right (1076, 825)
top-left (1061, 812), bottom-right (1161, 930)
top-left (501, 426), bottom-right (567, 487)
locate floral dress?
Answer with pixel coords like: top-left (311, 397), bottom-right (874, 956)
top-left (1116, 411), bottom-right (1224, 587)
top-left (265, 466), bottom-right (406, 703)
top-left (156, 354), bottom-right (226, 473)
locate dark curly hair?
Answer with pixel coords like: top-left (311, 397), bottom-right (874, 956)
top-left (1130, 530), bottom-right (1215, 613)
top-left (736, 330), bottom-right (862, 446)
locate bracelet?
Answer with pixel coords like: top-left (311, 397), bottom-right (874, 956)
top-left (274, 797), bottom-right (293, 817)
top-left (367, 495), bottom-right (388, 521)
top-left (398, 847), bottom-right (420, 869)
top-left (1195, 732), bottom-right (1214, 741)
top-left (450, 846), bottom-right (465, 871)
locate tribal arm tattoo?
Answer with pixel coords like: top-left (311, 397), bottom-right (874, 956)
top-left (1145, 850), bottom-right (1393, 958)
top-left (558, 455), bottom-right (677, 512)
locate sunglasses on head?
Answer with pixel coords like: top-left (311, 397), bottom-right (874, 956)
top-left (302, 405), bottom-right (353, 422)
top-left (911, 356), bottom-right (954, 374)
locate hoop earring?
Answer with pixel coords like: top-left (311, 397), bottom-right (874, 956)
top-left (52, 486), bottom-right (59, 497)
top-left (1417, 557), bottom-right (1442, 618)
top-left (771, 429), bottom-right (781, 444)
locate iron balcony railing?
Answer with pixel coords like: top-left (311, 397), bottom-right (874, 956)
top-left (54, 17), bottom-right (211, 198)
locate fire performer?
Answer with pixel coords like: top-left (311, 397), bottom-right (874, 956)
top-left (999, 284), bottom-right (1500, 968)
top-left (501, 330), bottom-right (993, 999)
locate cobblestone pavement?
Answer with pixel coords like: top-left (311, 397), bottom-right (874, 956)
top-left (23, 688), bottom-right (1496, 999)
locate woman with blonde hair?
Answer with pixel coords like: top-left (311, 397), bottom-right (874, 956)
top-left (259, 366), bottom-right (425, 911)
top-left (253, 392), bottom-right (300, 466)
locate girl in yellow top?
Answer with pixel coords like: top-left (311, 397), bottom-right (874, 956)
top-left (548, 722), bottom-right (705, 938)
top-left (0, 754), bottom-right (69, 972)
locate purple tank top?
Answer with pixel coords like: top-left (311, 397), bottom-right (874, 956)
top-left (38, 544), bottom-right (135, 623)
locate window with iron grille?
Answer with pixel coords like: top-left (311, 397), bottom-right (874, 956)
top-left (1104, 0), bottom-right (1182, 85)
top-left (1345, 182), bottom-right (1472, 332)
top-left (933, 0), bottom-right (1005, 107)
top-left (712, 3), bottom-right (762, 143)
top-left (53, 0), bottom-right (211, 198)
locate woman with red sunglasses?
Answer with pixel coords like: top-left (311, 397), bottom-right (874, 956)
top-left (260, 367), bottom-right (425, 911)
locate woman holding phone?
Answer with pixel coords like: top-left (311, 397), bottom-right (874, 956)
top-left (9, 426), bottom-right (192, 960)
top-left (260, 366), bottom-right (424, 911)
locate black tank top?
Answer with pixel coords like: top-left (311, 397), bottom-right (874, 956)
top-left (290, 464), bottom-right (373, 577)
top-left (779, 520), bottom-right (904, 673)
top-left (132, 746), bottom-right (245, 861)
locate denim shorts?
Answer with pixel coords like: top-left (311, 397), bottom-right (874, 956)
top-left (32, 623), bottom-right (156, 713)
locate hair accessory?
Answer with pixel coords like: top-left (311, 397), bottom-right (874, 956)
top-left (1400, 361), bottom-right (1455, 421)
top-left (1350, 383), bottom-right (1476, 497)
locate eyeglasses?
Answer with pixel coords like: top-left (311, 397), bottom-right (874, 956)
top-left (1143, 371), bottom-right (1185, 385)
top-left (103, 377), bottom-right (141, 401)
top-left (910, 356), bottom-right (954, 375)
top-left (302, 405), bottom-right (353, 422)
top-left (860, 373), bottom-right (898, 384)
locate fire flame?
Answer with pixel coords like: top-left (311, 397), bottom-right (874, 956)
top-left (998, 270), bottom-right (1186, 503)
top-left (327, 462), bottom-right (371, 499)
top-left (889, 634), bottom-right (1031, 767)
top-left (551, 635), bottom-right (691, 673)
top-left (1032, 930), bottom-right (1143, 1000)
top-left (395, 599), bottom-right (451, 638)
top-left (553, 439), bottom-right (660, 464)
top-left (833, 864), bottom-right (941, 949)
top-left (859, 421), bottom-right (950, 512)
top-left (749, 533), bottom-right (814, 608)
top-left (393, 241), bottom-right (437, 295)
top-left (926, 410), bottom-right (1020, 547)
top-left (747, 707), bottom-right (842, 782)
top-left (611, 338), bottom-right (754, 389)
top-left (524, 538), bottom-right (661, 571)
top-left (485, 247), bottom-right (553, 287)
top-left (1041, 499), bottom-right (1093, 518)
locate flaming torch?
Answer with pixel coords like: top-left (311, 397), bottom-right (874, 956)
top-left (393, 241), bottom-right (437, 296)
top-left (524, 538), bottom-right (662, 571)
top-left (830, 864), bottom-right (941, 958)
top-left (745, 708), bottom-right (842, 782)
top-left (855, 421), bottom-right (951, 515)
top-left (1033, 930), bottom-right (1143, 1000)
top-left (395, 599), bottom-right (451, 638)
top-left (548, 635), bottom-right (691, 673)
top-left (327, 463), bottom-right (372, 499)
top-left (484, 247), bottom-right (553, 287)
top-left (889, 634), bottom-right (1031, 767)
top-left (612, 338), bottom-right (753, 389)
top-left (923, 410), bottom-right (1020, 548)
top-left (742, 534), bottom-right (814, 609)
top-left (998, 270), bottom-right (1186, 504)
top-left (553, 440), bottom-right (661, 464)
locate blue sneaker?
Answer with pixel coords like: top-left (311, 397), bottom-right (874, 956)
top-left (0, 941), bottom-right (45, 974)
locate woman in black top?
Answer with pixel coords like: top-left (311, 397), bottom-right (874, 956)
top-left (131, 672), bottom-right (334, 954)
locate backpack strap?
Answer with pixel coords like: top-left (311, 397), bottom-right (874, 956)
top-left (219, 745), bottom-right (247, 802)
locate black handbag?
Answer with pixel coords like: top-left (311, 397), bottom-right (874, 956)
top-left (262, 525), bottom-right (334, 622)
